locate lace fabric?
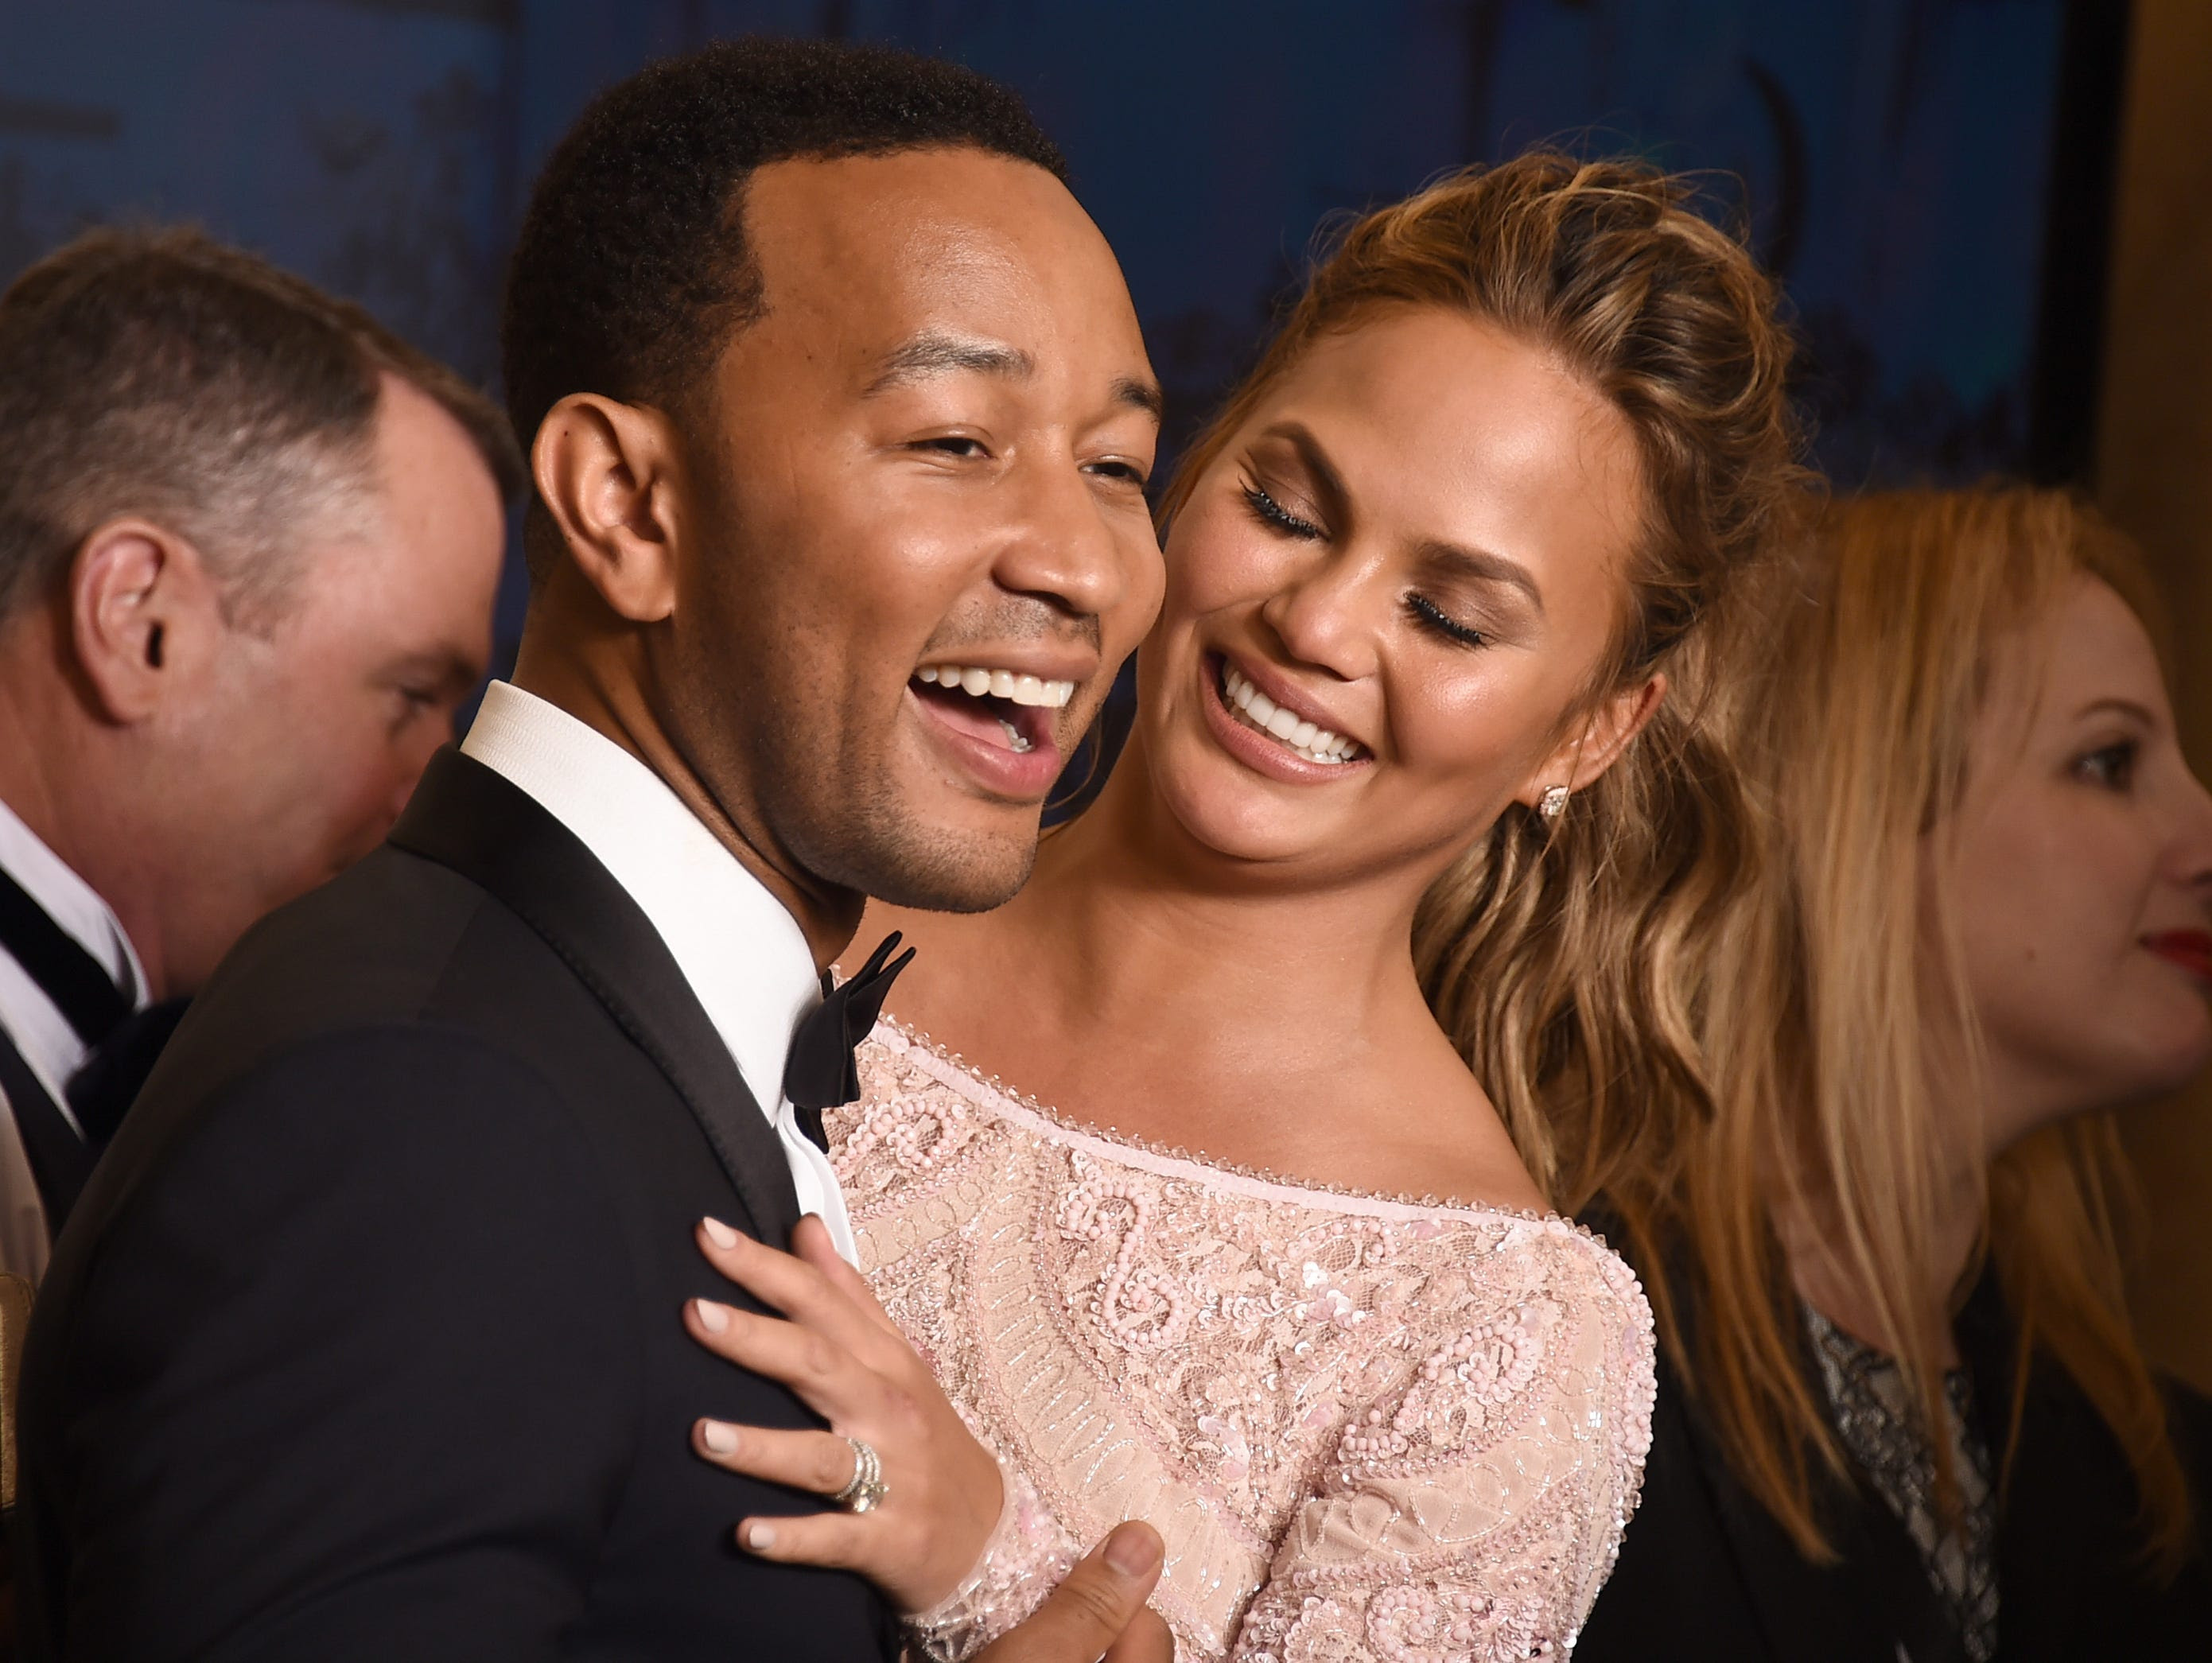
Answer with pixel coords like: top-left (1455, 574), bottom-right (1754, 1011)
top-left (831, 1020), bottom-right (1658, 1662)
top-left (1805, 1306), bottom-right (2000, 1661)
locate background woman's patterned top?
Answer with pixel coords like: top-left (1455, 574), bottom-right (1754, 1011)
top-left (1805, 1306), bottom-right (2000, 1660)
top-left (829, 1021), bottom-right (1658, 1661)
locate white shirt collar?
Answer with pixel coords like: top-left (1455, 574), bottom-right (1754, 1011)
top-left (0, 791), bottom-right (150, 1169)
top-left (460, 681), bottom-right (820, 1109)
top-left (459, 682), bottom-right (857, 1261)
top-left (0, 795), bottom-right (150, 1012)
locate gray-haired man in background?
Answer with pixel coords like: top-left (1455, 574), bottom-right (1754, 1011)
top-left (0, 227), bottom-right (522, 1276)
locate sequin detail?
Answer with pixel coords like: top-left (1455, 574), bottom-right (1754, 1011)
top-left (834, 1020), bottom-right (1658, 1661)
top-left (906, 1458), bottom-right (1073, 1662)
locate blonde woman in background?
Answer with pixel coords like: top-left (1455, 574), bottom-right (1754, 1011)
top-left (674, 150), bottom-right (1806, 1661)
top-left (1554, 488), bottom-right (2212, 1662)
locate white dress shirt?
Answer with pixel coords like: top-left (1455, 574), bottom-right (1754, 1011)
top-left (0, 795), bottom-right (150, 1280)
top-left (461, 681), bottom-right (858, 1261)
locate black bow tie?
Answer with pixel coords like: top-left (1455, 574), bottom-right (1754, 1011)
top-left (783, 931), bottom-right (915, 1152)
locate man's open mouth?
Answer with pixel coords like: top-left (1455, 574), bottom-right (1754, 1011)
top-left (910, 662), bottom-right (1072, 755)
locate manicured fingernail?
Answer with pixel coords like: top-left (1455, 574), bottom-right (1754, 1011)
top-left (701, 1217), bottom-right (739, 1249)
top-left (693, 1298), bottom-right (730, 1334)
top-left (744, 1520), bottom-right (777, 1551)
top-left (700, 1420), bottom-right (739, 1455)
top-left (1104, 1522), bottom-right (1160, 1577)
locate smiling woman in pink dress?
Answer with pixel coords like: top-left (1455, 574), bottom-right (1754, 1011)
top-left (683, 150), bottom-right (1807, 1661)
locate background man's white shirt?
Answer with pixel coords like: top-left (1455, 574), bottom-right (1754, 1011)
top-left (461, 681), bottom-right (858, 1261)
top-left (0, 796), bottom-right (150, 1280)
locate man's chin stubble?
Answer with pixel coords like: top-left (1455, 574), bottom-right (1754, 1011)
top-left (791, 806), bottom-right (1041, 916)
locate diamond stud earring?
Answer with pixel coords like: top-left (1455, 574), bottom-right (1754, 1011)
top-left (1538, 784), bottom-right (1570, 822)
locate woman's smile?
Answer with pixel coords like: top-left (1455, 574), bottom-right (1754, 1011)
top-left (1198, 649), bottom-right (1373, 783)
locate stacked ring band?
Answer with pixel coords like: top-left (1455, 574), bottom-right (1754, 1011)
top-left (830, 1436), bottom-right (888, 1513)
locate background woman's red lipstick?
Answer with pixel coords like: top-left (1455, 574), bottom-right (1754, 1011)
top-left (2144, 931), bottom-right (2212, 981)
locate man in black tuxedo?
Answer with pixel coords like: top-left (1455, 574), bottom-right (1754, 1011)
top-left (15, 38), bottom-right (1168, 1663)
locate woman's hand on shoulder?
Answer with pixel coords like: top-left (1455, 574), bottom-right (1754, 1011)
top-left (683, 1214), bottom-right (1003, 1614)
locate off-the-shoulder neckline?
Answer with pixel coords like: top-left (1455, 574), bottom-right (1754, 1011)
top-left (863, 1012), bottom-right (1619, 1245)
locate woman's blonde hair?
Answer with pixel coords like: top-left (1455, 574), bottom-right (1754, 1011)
top-left (1160, 152), bottom-right (1807, 1234)
top-left (1580, 484), bottom-right (2191, 1566)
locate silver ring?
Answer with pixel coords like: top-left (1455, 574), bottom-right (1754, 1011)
top-left (829, 1435), bottom-right (888, 1513)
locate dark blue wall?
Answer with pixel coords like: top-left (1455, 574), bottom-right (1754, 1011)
top-left (1, 0), bottom-right (2096, 665)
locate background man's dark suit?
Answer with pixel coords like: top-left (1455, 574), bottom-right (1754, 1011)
top-left (14, 749), bottom-right (897, 1661)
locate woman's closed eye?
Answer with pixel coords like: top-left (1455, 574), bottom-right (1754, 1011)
top-left (1242, 480), bottom-right (1325, 541)
top-left (1405, 592), bottom-right (1487, 649)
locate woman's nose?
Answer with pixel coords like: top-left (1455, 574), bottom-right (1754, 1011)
top-left (2166, 765), bottom-right (2212, 899)
top-left (1258, 546), bottom-right (1387, 681)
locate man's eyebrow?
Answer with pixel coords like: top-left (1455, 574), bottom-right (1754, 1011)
top-left (865, 331), bottom-right (1161, 423)
top-left (385, 647), bottom-right (485, 694)
top-left (863, 331), bottom-right (1035, 394)
top-left (1113, 375), bottom-right (1165, 422)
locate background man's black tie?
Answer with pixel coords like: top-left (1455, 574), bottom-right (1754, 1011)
top-left (782, 931), bottom-right (915, 1152)
top-left (0, 863), bottom-right (186, 1230)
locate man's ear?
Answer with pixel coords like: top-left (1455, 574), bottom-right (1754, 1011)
top-left (69, 518), bottom-right (224, 725)
top-left (1514, 671), bottom-right (1668, 810)
top-left (531, 393), bottom-right (685, 624)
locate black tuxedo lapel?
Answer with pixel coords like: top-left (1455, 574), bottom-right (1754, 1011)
top-left (389, 748), bottom-right (803, 1248)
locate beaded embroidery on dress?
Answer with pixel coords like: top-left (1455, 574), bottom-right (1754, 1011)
top-left (830, 1020), bottom-right (1658, 1662)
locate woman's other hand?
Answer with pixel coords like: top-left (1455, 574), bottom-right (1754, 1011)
top-left (683, 1213), bottom-right (1004, 1613)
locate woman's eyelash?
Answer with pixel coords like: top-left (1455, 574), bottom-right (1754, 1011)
top-left (1242, 482), bottom-right (1324, 540)
top-left (2074, 738), bottom-right (2139, 790)
top-left (1405, 593), bottom-right (1486, 648)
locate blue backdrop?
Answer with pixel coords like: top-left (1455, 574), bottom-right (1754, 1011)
top-left (1, 0), bottom-right (2108, 668)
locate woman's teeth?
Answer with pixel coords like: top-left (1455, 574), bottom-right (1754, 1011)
top-left (1220, 663), bottom-right (1361, 764)
top-left (916, 664), bottom-right (1075, 707)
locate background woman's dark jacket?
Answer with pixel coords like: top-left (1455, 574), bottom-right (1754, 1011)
top-left (1575, 1263), bottom-right (2212, 1662)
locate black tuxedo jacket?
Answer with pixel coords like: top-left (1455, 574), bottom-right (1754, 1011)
top-left (14, 749), bottom-right (898, 1662)
top-left (1575, 1265), bottom-right (2212, 1663)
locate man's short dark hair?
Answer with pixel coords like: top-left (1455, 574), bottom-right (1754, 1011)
top-left (501, 36), bottom-right (1067, 577)
top-left (0, 227), bottom-right (524, 622)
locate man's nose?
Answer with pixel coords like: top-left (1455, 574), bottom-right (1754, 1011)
top-left (387, 723), bottom-right (449, 824)
top-left (988, 454), bottom-right (1148, 625)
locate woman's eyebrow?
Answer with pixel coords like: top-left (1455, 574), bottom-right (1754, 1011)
top-left (1413, 538), bottom-right (1545, 615)
top-left (1255, 421), bottom-right (1353, 523)
top-left (1258, 420), bottom-right (1544, 613)
top-left (2074, 695), bottom-right (2159, 726)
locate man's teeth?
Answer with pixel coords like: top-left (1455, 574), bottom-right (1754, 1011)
top-left (1221, 663), bottom-right (1361, 764)
top-left (915, 664), bottom-right (1075, 708)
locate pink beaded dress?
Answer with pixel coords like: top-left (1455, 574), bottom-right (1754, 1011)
top-left (828, 1020), bottom-right (1659, 1663)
